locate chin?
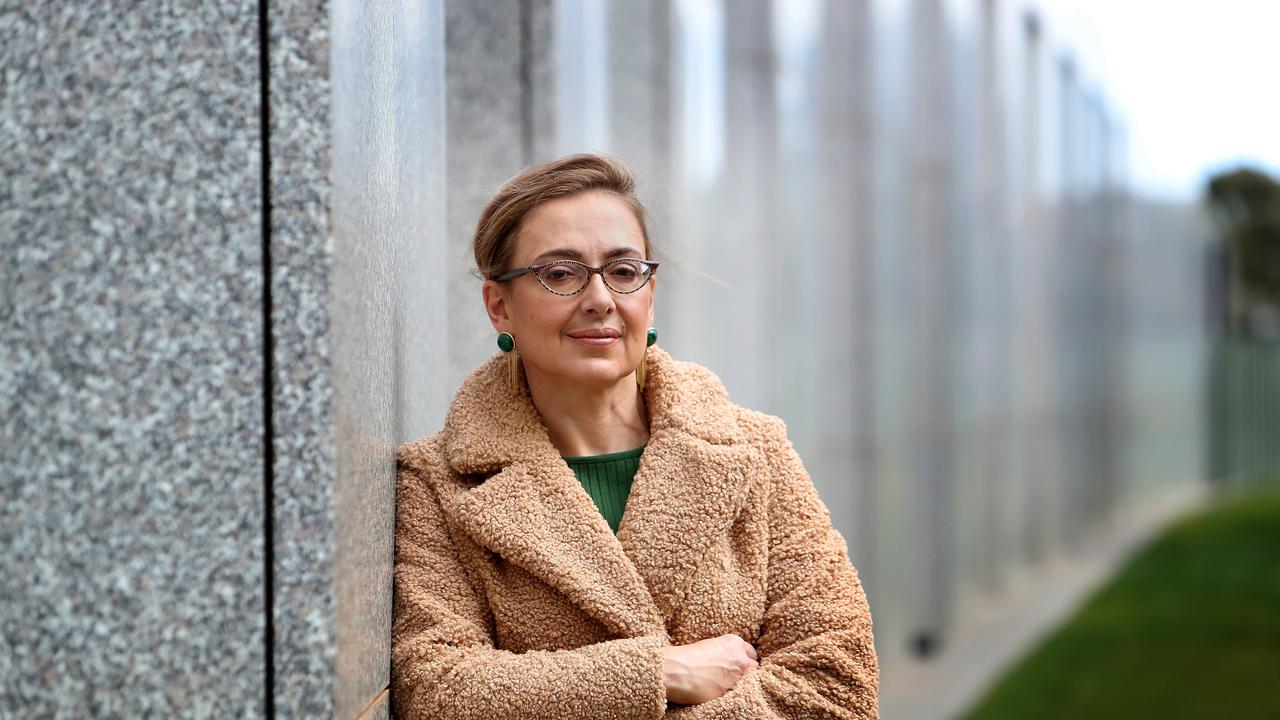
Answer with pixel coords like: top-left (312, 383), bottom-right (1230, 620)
top-left (561, 358), bottom-right (634, 388)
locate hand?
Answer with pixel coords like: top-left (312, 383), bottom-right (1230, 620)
top-left (661, 633), bottom-right (760, 706)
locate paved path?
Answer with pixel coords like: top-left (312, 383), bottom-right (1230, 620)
top-left (877, 483), bottom-right (1210, 720)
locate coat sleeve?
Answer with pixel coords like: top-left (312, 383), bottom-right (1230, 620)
top-left (392, 448), bottom-right (669, 720)
top-left (666, 432), bottom-right (879, 719)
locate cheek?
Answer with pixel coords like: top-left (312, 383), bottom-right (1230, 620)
top-left (619, 303), bottom-right (652, 349)
top-left (512, 298), bottom-right (571, 341)
top-left (626, 295), bottom-right (655, 330)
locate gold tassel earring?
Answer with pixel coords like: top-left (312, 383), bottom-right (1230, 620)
top-left (497, 332), bottom-right (519, 392)
top-left (636, 327), bottom-right (657, 389)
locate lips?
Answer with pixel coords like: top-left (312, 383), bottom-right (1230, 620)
top-left (567, 327), bottom-right (622, 339)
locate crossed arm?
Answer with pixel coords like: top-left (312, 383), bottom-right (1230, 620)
top-left (663, 437), bottom-right (879, 719)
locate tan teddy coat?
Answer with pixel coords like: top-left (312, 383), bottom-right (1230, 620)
top-left (393, 347), bottom-right (879, 719)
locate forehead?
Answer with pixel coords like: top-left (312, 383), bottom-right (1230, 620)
top-left (513, 191), bottom-right (645, 262)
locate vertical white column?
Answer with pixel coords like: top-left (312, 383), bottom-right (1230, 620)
top-left (905, 0), bottom-right (957, 656)
top-left (715, 0), bottom-right (779, 413)
top-left (868, 0), bottom-right (914, 670)
top-left (665, 0), bottom-right (726, 363)
top-left (555, 0), bottom-right (611, 153)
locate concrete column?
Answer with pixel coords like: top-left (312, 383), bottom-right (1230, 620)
top-left (811, 0), bottom-right (877, 588)
top-left (326, 1), bottom-right (448, 717)
top-left (443, 0), bottom-right (532, 397)
top-left (605, 0), bottom-right (673, 225)
top-left (867, 0), bottom-right (917, 670)
top-left (1011, 8), bottom-right (1063, 569)
top-left (971, 0), bottom-right (1016, 596)
top-left (717, 0), bottom-right (778, 412)
top-left (603, 0), bottom-right (675, 328)
top-left (906, 0), bottom-right (958, 655)
top-left (666, 0), bottom-right (726, 367)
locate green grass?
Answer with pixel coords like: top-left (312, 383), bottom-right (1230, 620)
top-left (961, 488), bottom-right (1280, 720)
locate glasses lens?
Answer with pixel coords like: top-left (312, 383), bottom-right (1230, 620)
top-left (603, 259), bottom-right (650, 292)
top-left (535, 262), bottom-right (589, 293)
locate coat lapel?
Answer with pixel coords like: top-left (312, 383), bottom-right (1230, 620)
top-left (445, 459), bottom-right (667, 638)
top-left (438, 353), bottom-right (665, 639)
top-left (438, 347), bottom-right (761, 637)
top-left (617, 428), bottom-right (762, 625)
top-left (618, 348), bottom-right (764, 626)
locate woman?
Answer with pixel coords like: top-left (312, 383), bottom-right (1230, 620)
top-left (393, 154), bottom-right (879, 719)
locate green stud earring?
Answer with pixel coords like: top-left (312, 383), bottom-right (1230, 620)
top-left (646, 327), bottom-right (657, 347)
top-left (497, 331), bottom-right (515, 353)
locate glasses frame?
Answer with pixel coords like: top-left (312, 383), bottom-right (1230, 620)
top-left (495, 257), bottom-right (659, 296)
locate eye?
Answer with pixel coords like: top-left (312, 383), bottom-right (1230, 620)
top-left (607, 261), bottom-right (643, 278)
top-left (537, 262), bottom-right (586, 288)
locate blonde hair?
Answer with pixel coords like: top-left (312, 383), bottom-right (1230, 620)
top-left (473, 153), bottom-right (651, 279)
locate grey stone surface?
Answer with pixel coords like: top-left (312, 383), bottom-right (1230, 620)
top-left (0, 2), bottom-right (265, 716)
top-left (267, 0), bottom-right (337, 716)
top-left (553, 0), bottom-right (610, 152)
top-left (866, 0), bottom-right (923, 671)
top-left (664, 0), bottom-right (725, 383)
top-left (331, 0), bottom-right (447, 717)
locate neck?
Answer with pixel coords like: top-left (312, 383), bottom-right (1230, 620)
top-left (525, 370), bottom-right (650, 457)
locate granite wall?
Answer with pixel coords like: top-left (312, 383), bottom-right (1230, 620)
top-left (1, 0), bottom-right (442, 715)
top-left (2, 2), bottom-right (268, 716)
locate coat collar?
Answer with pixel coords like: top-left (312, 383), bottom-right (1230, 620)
top-left (441, 346), bottom-right (747, 474)
top-left (437, 347), bottom-right (763, 639)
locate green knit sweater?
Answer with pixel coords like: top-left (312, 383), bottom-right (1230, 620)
top-left (563, 446), bottom-right (645, 534)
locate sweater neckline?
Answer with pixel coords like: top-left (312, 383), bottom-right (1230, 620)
top-left (561, 445), bottom-right (646, 464)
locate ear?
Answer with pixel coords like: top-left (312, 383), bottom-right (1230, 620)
top-left (645, 276), bottom-right (656, 328)
top-left (482, 280), bottom-right (514, 333)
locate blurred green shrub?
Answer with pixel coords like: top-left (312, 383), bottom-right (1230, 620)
top-left (1206, 167), bottom-right (1280, 337)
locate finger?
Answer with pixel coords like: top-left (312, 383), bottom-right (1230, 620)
top-left (743, 642), bottom-right (758, 661)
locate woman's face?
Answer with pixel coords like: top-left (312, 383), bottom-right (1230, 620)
top-left (483, 190), bottom-right (656, 392)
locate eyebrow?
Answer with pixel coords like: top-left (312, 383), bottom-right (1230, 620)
top-left (531, 247), bottom-right (643, 263)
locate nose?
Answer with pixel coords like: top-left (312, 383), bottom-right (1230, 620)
top-left (579, 270), bottom-right (615, 315)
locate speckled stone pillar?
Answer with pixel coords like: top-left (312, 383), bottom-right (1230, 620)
top-left (2, 2), bottom-right (267, 716)
top-left (1, 0), bottom-right (445, 716)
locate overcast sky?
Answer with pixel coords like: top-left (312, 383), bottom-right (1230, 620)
top-left (1046, 0), bottom-right (1280, 201)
